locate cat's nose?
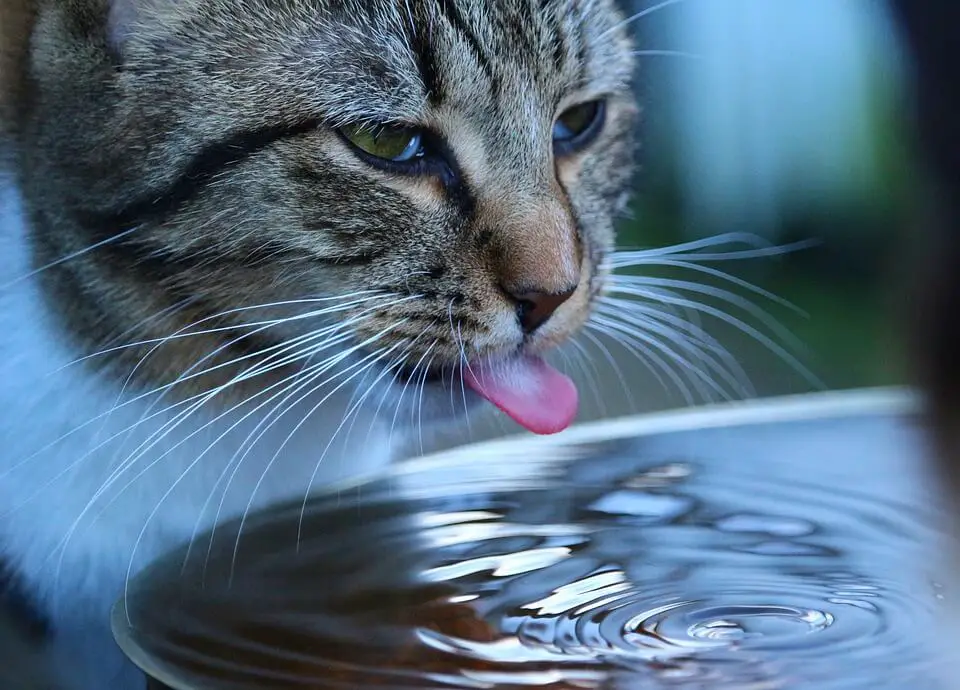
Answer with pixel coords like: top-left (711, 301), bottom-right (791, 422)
top-left (509, 287), bottom-right (577, 334)
top-left (487, 188), bottom-right (582, 333)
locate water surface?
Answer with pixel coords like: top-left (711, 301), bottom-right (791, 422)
top-left (116, 394), bottom-right (948, 689)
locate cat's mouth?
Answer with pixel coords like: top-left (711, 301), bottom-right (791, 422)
top-left (394, 353), bottom-right (578, 436)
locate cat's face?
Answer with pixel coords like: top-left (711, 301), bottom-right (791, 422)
top-left (14, 0), bottom-right (638, 433)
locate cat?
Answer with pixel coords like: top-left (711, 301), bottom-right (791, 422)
top-left (0, 0), bottom-right (640, 687)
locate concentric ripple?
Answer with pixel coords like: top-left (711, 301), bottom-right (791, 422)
top-left (115, 410), bottom-right (949, 689)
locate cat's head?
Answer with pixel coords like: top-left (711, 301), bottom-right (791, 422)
top-left (10, 0), bottom-right (638, 434)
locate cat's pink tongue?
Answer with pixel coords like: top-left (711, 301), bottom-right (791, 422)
top-left (463, 356), bottom-right (578, 435)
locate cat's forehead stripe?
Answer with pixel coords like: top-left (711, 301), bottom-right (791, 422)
top-left (429, 0), bottom-right (499, 97)
top-left (350, 0), bottom-right (604, 116)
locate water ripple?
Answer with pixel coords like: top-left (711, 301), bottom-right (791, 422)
top-left (114, 411), bottom-right (948, 689)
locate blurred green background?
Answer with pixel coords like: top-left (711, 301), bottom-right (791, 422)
top-left (613, 0), bottom-right (914, 395)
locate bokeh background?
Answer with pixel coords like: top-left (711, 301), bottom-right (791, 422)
top-left (429, 0), bottom-right (916, 450)
top-left (621, 0), bottom-right (911, 389)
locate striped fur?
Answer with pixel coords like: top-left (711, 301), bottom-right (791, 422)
top-left (0, 1), bottom-right (638, 688)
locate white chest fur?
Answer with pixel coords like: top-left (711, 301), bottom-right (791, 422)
top-left (0, 178), bottom-right (397, 688)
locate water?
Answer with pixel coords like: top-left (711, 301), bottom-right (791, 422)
top-left (115, 395), bottom-right (949, 689)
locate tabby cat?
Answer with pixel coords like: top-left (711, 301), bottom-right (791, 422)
top-left (0, 0), bottom-right (639, 687)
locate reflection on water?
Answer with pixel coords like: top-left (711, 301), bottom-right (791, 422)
top-left (116, 403), bottom-right (947, 689)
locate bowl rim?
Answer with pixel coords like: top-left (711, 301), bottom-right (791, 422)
top-left (395, 385), bottom-right (917, 472)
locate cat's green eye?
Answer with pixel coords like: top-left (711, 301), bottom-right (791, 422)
top-left (339, 123), bottom-right (424, 163)
top-left (552, 100), bottom-right (606, 154)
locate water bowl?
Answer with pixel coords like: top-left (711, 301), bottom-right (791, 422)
top-left (112, 389), bottom-right (950, 689)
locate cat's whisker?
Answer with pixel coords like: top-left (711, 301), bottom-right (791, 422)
top-left (578, 328), bottom-right (638, 411)
top-left (595, 302), bottom-right (753, 399)
top-left (191, 338), bottom-right (388, 575)
top-left (388, 349), bottom-right (420, 452)
top-left (416, 345), bottom-right (440, 456)
top-left (110, 320), bottom-right (403, 507)
top-left (557, 341), bottom-right (607, 418)
top-left (589, 313), bottom-right (727, 404)
top-left (102, 331), bottom-right (357, 478)
top-left (587, 316), bottom-right (688, 399)
top-left (90, 301), bottom-right (385, 470)
top-left (403, 344), bottom-right (429, 435)
top-left (610, 260), bottom-right (807, 316)
top-left (226, 339), bottom-right (407, 517)
top-left (65, 292), bottom-right (387, 368)
top-left (124, 348), bottom-right (361, 598)
top-left (290, 345), bottom-right (414, 555)
top-left (101, 293), bottom-right (418, 454)
top-left (584, 321), bottom-right (677, 400)
top-left (0, 314), bottom-right (365, 492)
top-left (277, 344), bottom-right (414, 530)
top-left (363, 355), bottom-right (407, 455)
top-left (445, 301), bottom-right (458, 419)
top-left (618, 312), bottom-right (736, 402)
top-left (184, 349), bottom-right (333, 573)
top-left (597, 0), bottom-right (687, 42)
top-left (82, 298), bottom-right (198, 454)
top-left (51, 356), bottom-right (317, 594)
top-left (97, 298), bottom-right (197, 352)
top-left (0, 226), bottom-right (143, 291)
top-left (592, 230), bottom-right (821, 400)
top-left (340, 353), bottom-right (396, 458)
top-left (443, 364), bottom-right (460, 428)
top-left (600, 294), bottom-right (730, 352)
top-left (99, 321), bottom-right (405, 586)
top-left (115, 293), bottom-right (415, 436)
top-left (228, 341), bottom-right (408, 576)
top-left (448, 302), bottom-right (472, 435)
top-left (400, 337), bottom-right (439, 452)
top-left (595, 300), bottom-right (726, 398)
top-left (608, 236), bottom-right (819, 266)
top-left (385, 350), bottom-right (415, 453)
top-left (606, 278), bottom-right (794, 347)
top-left (598, 298), bottom-right (754, 396)
top-left (605, 278), bottom-right (805, 354)
top-left (3, 298), bottom-right (401, 485)
top-left (40, 315), bottom-right (394, 573)
top-left (456, 320), bottom-right (477, 434)
top-left (610, 232), bottom-right (775, 257)
top-left (607, 288), bottom-right (821, 389)
top-left (599, 295), bottom-right (744, 366)
top-left (333, 355), bottom-right (382, 449)
top-left (365, 326), bottom-right (435, 454)
top-left (570, 337), bottom-right (608, 417)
